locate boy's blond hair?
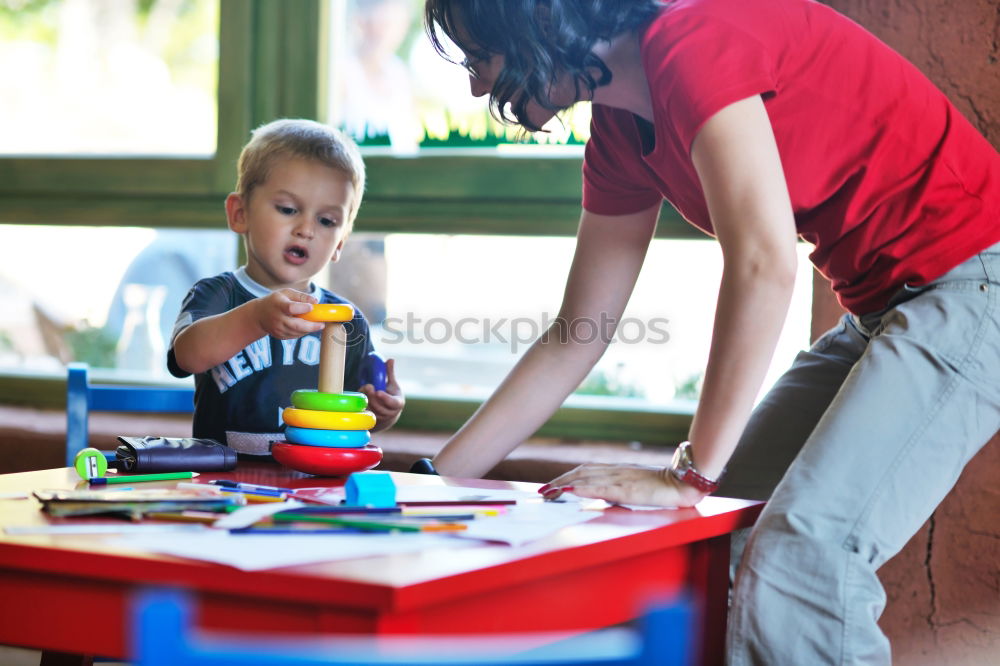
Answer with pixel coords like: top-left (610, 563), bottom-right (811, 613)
top-left (235, 119), bottom-right (366, 225)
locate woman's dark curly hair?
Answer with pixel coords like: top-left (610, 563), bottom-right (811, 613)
top-left (425, 0), bottom-right (663, 131)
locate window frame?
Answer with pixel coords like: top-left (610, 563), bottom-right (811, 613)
top-left (0, 0), bottom-right (253, 227)
top-left (0, 0), bottom-right (697, 446)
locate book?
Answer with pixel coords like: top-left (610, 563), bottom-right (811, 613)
top-left (33, 488), bottom-right (238, 520)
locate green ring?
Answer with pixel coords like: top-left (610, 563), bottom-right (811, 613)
top-left (291, 390), bottom-right (368, 413)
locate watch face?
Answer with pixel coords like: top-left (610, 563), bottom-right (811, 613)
top-left (669, 442), bottom-right (718, 493)
top-left (671, 442), bottom-right (691, 471)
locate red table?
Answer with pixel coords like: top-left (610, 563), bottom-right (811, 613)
top-left (0, 465), bottom-right (762, 666)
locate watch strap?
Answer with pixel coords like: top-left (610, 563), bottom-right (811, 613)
top-left (669, 441), bottom-right (719, 493)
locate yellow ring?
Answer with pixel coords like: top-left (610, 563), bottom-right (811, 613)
top-left (298, 304), bottom-right (354, 323)
top-left (283, 407), bottom-right (376, 430)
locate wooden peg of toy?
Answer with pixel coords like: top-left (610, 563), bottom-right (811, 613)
top-left (299, 304), bottom-right (354, 394)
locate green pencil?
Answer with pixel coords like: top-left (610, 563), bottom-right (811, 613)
top-left (273, 513), bottom-right (421, 532)
top-left (89, 472), bottom-right (199, 486)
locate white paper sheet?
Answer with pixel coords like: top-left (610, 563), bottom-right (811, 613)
top-left (6, 524), bottom-right (209, 535)
top-left (454, 502), bottom-right (602, 546)
top-left (289, 484), bottom-right (539, 506)
top-left (109, 531), bottom-right (473, 571)
top-left (103, 486), bottom-right (602, 568)
top-left (395, 485), bottom-right (540, 503)
top-left (109, 505), bottom-right (600, 567)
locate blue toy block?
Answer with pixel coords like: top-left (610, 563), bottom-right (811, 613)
top-left (345, 472), bottom-right (397, 508)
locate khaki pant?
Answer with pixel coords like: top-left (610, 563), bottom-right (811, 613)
top-left (723, 242), bottom-right (1000, 665)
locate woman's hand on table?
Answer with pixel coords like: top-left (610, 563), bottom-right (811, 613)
top-left (540, 463), bottom-right (707, 507)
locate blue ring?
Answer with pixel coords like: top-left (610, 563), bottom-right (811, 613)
top-left (284, 426), bottom-right (371, 448)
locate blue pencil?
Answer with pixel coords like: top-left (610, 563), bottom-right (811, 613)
top-left (276, 506), bottom-right (401, 515)
top-left (210, 480), bottom-right (295, 494)
top-left (278, 510), bottom-right (477, 521)
top-left (229, 527), bottom-right (366, 535)
top-left (219, 486), bottom-right (288, 497)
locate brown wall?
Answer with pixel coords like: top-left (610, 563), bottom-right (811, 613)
top-left (815, 2), bottom-right (1000, 664)
top-left (827, 0), bottom-right (1000, 149)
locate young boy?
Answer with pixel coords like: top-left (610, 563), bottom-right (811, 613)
top-left (167, 119), bottom-right (403, 456)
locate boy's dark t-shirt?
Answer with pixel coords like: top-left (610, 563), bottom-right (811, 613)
top-left (166, 267), bottom-right (374, 448)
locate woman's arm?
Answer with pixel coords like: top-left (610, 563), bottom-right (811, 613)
top-left (686, 94), bottom-right (798, 480)
top-left (432, 203), bottom-right (661, 477)
top-left (546, 94), bottom-right (798, 505)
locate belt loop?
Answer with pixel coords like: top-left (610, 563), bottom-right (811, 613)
top-left (979, 249), bottom-right (1000, 285)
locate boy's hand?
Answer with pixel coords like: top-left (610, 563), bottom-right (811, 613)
top-left (362, 358), bottom-right (405, 431)
top-left (253, 289), bottom-right (324, 339)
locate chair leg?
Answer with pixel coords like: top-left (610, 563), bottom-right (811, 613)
top-left (39, 651), bottom-right (94, 666)
top-left (66, 363), bottom-right (91, 467)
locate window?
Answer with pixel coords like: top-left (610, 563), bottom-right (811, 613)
top-left (0, 0), bottom-right (248, 203)
top-left (0, 0), bottom-right (250, 393)
top-left (324, 0), bottom-right (591, 154)
top-left (0, 224), bottom-right (236, 382)
top-left (0, 0), bottom-right (817, 445)
top-left (0, 0), bottom-right (219, 156)
top-left (330, 234), bottom-right (814, 408)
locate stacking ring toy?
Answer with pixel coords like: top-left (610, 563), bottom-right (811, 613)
top-left (282, 407), bottom-right (376, 431)
top-left (74, 447), bottom-right (108, 480)
top-left (299, 304), bottom-right (354, 323)
top-left (277, 301), bottom-right (382, 477)
top-left (284, 426), bottom-right (371, 448)
top-left (290, 389), bottom-right (368, 412)
top-left (271, 442), bottom-right (383, 476)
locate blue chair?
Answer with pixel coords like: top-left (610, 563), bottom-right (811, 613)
top-left (132, 589), bottom-right (695, 666)
top-left (65, 362), bottom-right (194, 466)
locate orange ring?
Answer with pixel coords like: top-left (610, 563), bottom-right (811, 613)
top-left (298, 304), bottom-right (354, 323)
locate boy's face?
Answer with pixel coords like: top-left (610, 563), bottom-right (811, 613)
top-left (226, 157), bottom-right (355, 292)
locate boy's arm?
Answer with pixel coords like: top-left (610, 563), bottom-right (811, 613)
top-left (172, 289), bottom-right (323, 375)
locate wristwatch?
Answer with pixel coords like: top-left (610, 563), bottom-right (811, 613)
top-left (668, 441), bottom-right (720, 494)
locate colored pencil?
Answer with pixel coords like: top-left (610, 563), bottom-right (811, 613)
top-left (278, 510), bottom-right (477, 522)
top-left (403, 507), bottom-right (502, 517)
top-left (237, 493), bottom-right (289, 503)
top-left (145, 511), bottom-right (220, 525)
top-left (89, 472), bottom-right (198, 485)
top-left (218, 487), bottom-right (288, 499)
top-left (271, 514), bottom-right (466, 533)
top-left (229, 527), bottom-right (366, 535)
top-left (276, 506), bottom-right (401, 515)
top-left (210, 480), bottom-right (295, 494)
top-left (396, 500), bottom-right (517, 506)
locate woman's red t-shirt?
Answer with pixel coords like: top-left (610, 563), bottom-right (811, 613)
top-left (582, 0), bottom-right (1000, 314)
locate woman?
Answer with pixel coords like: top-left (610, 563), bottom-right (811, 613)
top-left (423, 0), bottom-right (1000, 663)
